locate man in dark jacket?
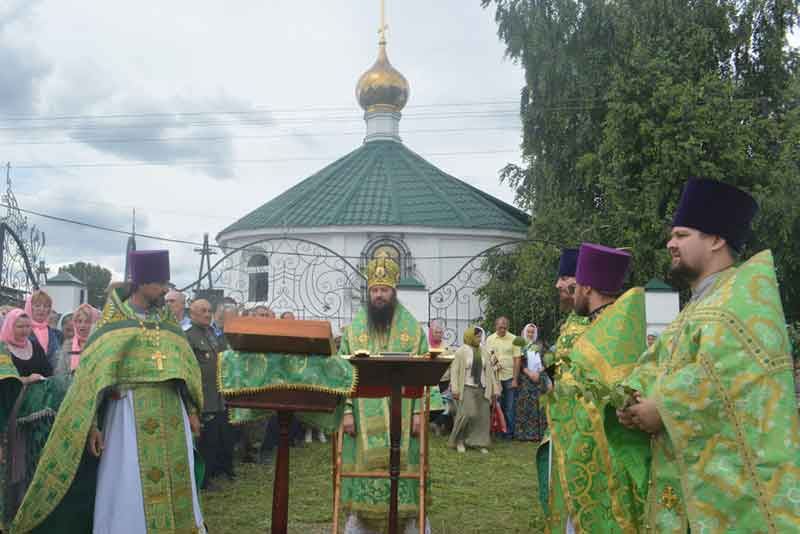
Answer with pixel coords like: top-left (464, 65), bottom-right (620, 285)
top-left (185, 298), bottom-right (235, 488)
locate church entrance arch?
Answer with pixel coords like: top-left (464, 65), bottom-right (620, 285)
top-left (181, 237), bottom-right (366, 333)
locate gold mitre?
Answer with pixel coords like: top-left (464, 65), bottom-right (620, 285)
top-left (367, 252), bottom-right (400, 289)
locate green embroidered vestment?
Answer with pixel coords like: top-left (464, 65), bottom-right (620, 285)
top-left (624, 251), bottom-right (800, 534)
top-left (338, 303), bottom-right (430, 522)
top-left (547, 289), bottom-right (649, 534)
top-left (12, 289), bottom-right (203, 534)
top-left (0, 347), bottom-right (21, 530)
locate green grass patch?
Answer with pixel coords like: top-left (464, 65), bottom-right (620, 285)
top-left (202, 435), bottom-right (545, 533)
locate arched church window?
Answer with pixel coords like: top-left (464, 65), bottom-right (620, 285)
top-left (247, 254), bottom-right (269, 302)
top-left (362, 237), bottom-right (414, 278)
top-left (373, 244), bottom-right (400, 262)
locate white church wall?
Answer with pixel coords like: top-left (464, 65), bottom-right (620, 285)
top-left (217, 227), bottom-right (525, 343)
top-left (645, 291), bottom-right (680, 335)
top-left (43, 284), bottom-right (85, 315)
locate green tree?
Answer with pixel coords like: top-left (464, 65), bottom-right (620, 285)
top-left (59, 262), bottom-right (112, 308)
top-left (480, 0), bottom-right (800, 339)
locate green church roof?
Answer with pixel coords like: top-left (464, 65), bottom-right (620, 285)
top-left (219, 140), bottom-right (529, 237)
top-left (645, 278), bottom-right (675, 292)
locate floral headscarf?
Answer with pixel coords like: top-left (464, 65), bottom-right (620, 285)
top-left (0, 309), bottom-right (32, 349)
top-left (25, 291), bottom-right (52, 350)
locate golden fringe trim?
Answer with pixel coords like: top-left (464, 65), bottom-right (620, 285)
top-left (220, 380), bottom-right (358, 399)
top-left (217, 350), bottom-right (359, 398)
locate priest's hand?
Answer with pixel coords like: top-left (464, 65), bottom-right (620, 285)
top-left (616, 407), bottom-right (638, 430)
top-left (411, 414), bottom-right (421, 437)
top-left (452, 392), bottom-right (460, 401)
top-left (627, 393), bottom-right (664, 434)
top-left (87, 427), bottom-right (105, 457)
top-left (189, 414), bottom-right (201, 437)
top-left (343, 414), bottom-right (356, 436)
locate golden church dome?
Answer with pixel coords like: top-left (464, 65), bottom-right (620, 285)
top-left (356, 42), bottom-right (410, 113)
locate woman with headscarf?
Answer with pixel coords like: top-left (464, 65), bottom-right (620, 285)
top-left (0, 309), bottom-right (78, 527)
top-left (57, 304), bottom-right (100, 374)
top-left (448, 325), bottom-right (500, 453)
top-left (0, 309), bottom-right (51, 382)
top-left (24, 291), bottom-right (63, 372)
top-left (58, 313), bottom-right (74, 350)
top-left (514, 323), bottom-right (550, 441)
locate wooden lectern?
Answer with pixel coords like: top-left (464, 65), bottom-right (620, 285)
top-left (222, 317), bottom-right (343, 534)
top-left (332, 354), bottom-right (453, 534)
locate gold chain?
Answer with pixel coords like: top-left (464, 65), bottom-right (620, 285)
top-left (134, 310), bottom-right (162, 350)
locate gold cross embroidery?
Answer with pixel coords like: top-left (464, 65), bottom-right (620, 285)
top-left (399, 332), bottom-right (410, 344)
top-left (151, 351), bottom-right (166, 371)
top-left (660, 485), bottom-right (679, 510)
top-left (358, 333), bottom-right (369, 345)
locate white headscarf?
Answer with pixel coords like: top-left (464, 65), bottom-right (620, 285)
top-left (521, 323), bottom-right (538, 343)
top-left (474, 326), bottom-right (487, 346)
top-left (521, 323), bottom-right (542, 372)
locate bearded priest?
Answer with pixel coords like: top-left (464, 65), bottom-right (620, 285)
top-left (546, 243), bottom-right (650, 534)
top-left (12, 250), bottom-right (206, 534)
top-left (618, 179), bottom-right (800, 533)
top-left (338, 253), bottom-right (431, 534)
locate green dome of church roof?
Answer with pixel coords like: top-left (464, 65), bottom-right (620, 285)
top-left (218, 140), bottom-right (529, 238)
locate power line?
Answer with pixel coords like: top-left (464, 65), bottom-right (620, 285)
top-left (0, 99), bottom-right (521, 122)
top-left (0, 125), bottom-right (520, 147)
top-left (12, 148), bottom-right (520, 170)
top-left (12, 191), bottom-right (242, 222)
top-left (0, 109), bottom-right (521, 133)
top-left (4, 201), bottom-right (530, 261)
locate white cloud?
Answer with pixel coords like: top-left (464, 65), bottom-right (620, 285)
top-left (0, 0), bottom-right (526, 290)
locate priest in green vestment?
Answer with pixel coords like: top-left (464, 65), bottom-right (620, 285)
top-left (538, 248), bottom-right (590, 517)
top-left (617, 179), bottom-right (800, 533)
top-left (12, 250), bottom-right (206, 534)
top-left (545, 243), bottom-right (650, 534)
top-left (338, 253), bottom-right (430, 534)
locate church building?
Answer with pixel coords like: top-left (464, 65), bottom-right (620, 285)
top-left (216, 24), bottom-right (529, 342)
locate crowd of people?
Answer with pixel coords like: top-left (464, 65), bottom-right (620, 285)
top-left (430, 317), bottom-right (552, 455)
top-left (0, 177), bottom-right (798, 533)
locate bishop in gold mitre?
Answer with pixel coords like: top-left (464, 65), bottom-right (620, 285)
top-left (338, 251), bottom-right (432, 533)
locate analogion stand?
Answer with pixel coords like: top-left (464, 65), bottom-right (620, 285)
top-left (222, 317), bottom-right (343, 534)
top-left (332, 355), bottom-right (452, 534)
top-left (225, 389), bottom-right (340, 534)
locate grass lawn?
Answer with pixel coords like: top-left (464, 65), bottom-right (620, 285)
top-left (202, 435), bottom-right (545, 534)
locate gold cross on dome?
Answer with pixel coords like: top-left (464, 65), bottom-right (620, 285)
top-left (152, 351), bottom-right (166, 371)
top-left (378, 0), bottom-right (388, 44)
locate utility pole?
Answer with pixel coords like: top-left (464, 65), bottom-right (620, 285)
top-left (194, 233), bottom-right (217, 290)
top-left (124, 208), bottom-right (137, 281)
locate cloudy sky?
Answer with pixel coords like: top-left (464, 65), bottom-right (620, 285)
top-left (0, 0), bottom-right (525, 288)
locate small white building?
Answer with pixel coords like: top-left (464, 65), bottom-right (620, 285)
top-left (43, 272), bottom-right (87, 315)
top-left (215, 34), bottom-right (529, 345)
top-left (644, 278), bottom-right (680, 335)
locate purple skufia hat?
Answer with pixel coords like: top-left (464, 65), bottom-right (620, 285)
top-left (558, 248), bottom-right (579, 277)
top-left (576, 243), bottom-right (632, 293)
top-left (672, 179), bottom-right (758, 252)
top-left (129, 250), bottom-right (170, 285)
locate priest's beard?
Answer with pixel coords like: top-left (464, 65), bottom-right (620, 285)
top-left (367, 291), bottom-right (397, 334)
top-left (149, 294), bottom-right (166, 309)
top-left (669, 260), bottom-right (702, 290)
top-left (559, 293), bottom-right (574, 313)
top-left (573, 292), bottom-right (590, 316)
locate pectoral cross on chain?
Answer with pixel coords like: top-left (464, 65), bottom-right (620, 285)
top-left (151, 351), bottom-right (166, 371)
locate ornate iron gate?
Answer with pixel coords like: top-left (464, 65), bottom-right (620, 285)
top-left (0, 170), bottom-right (45, 304)
top-left (182, 237), bottom-right (365, 333)
top-left (428, 240), bottom-right (524, 347)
